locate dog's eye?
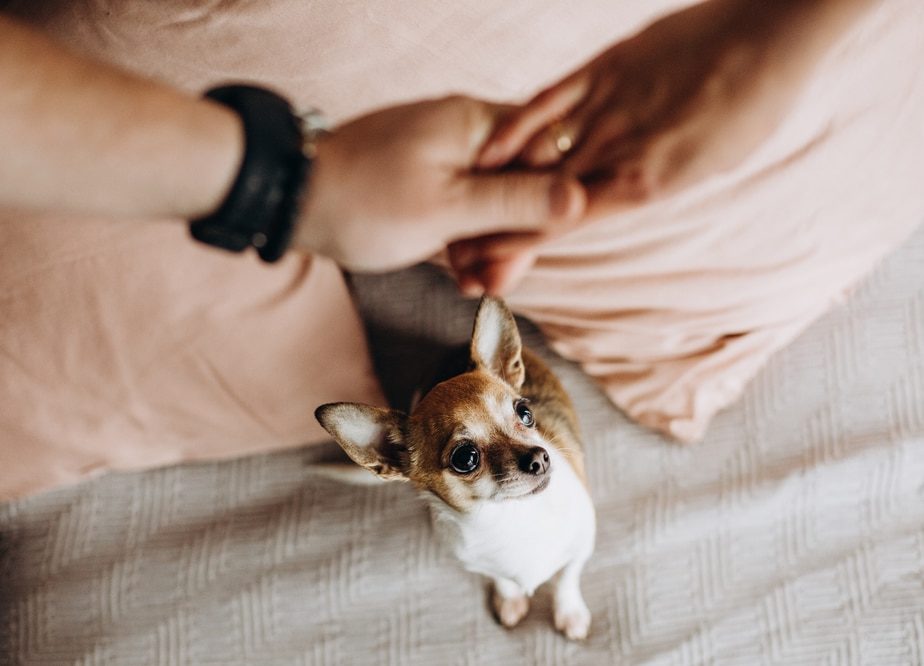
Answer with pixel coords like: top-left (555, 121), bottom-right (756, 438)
top-left (515, 400), bottom-right (535, 427)
top-left (449, 442), bottom-right (480, 474)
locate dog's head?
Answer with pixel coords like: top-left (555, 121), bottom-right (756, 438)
top-left (315, 297), bottom-right (553, 512)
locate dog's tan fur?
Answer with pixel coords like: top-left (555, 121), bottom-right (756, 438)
top-left (519, 347), bottom-right (586, 484)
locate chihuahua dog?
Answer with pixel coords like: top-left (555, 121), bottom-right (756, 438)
top-left (315, 297), bottom-right (595, 640)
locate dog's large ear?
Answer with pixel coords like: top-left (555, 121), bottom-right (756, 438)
top-left (315, 403), bottom-right (409, 481)
top-left (469, 297), bottom-right (525, 390)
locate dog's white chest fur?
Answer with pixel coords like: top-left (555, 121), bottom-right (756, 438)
top-left (428, 447), bottom-right (595, 594)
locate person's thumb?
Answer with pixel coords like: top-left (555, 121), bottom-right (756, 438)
top-left (457, 173), bottom-right (586, 238)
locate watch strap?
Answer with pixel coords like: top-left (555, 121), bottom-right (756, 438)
top-left (190, 85), bottom-right (310, 263)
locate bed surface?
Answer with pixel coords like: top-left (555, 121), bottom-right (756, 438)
top-left (2, 225), bottom-right (923, 665)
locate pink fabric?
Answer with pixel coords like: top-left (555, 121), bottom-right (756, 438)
top-left (2, 0), bottom-right (922, 502)
top-left (507, 2), bottom-right (924, 440)
top-left (0, 211), bottom-right (385, 499)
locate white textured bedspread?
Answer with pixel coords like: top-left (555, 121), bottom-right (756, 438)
top-left (2, 224), bottom-right (923, 665)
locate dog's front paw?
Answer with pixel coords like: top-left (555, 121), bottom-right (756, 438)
top-left (492, 590), bottom-right (530, 628)
top-left (554, 601), bottom-right (591, 641)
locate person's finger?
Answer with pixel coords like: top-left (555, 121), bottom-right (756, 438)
top-left (447, 238), bottom-right (481, 273)
top-left (516, 82), bottom-right (622, 168)
top-left (456, 250), bottom-right (539, 297)
top-left (457, 97), bottom-right (521, 161)
top-left (449, 232), bottom-right (545, 272)
top-left (476, 72), bottom-right (592, 169)
top-left (454, 173), bottom-right (586, 238)
top-left (594, 129), bottom-right (681, 202)
top-left (517, 116), bottom-right (585, 169)
top-left (480, 251), bottom-right (540, 295)
top-left (457, 271), bottom-right (487, 298)
top-left (582, 158), bottom-right (662, 219)
top-left (562, 109), bottom-right (636, 176)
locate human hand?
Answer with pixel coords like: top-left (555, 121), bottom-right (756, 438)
top-left (454, 0), bottom-right (826, 294)
top-left (293, 95), bottom-right (586, 272)
top-left (480, 1), bottom-right (801, 197)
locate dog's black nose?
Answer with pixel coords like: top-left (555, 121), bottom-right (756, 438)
top-left (519, 447), bottom-right (550, 476)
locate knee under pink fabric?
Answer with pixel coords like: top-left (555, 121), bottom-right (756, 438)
top-left (0, 213), bottom-right (385, 500)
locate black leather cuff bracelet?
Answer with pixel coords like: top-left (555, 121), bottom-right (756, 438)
top-left (190, 85), bottom-right (311, 263)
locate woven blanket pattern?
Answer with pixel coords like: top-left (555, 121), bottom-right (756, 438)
top-left (2, 225), bottom-right (923, 665)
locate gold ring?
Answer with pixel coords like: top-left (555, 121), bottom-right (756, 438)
top-left (551, 121), bottom-right (575, 154)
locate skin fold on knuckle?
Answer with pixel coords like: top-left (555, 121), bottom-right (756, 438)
top-left (508, 175), bottom-right (555, 227)
top-left (495, 179), bottom-right (525, 223)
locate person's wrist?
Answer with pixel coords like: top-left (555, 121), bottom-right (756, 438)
top-left (189, 85), bottom-right (312, 263)
top-left (291, 132), bottom-right (338, 258)
top-left (184, 101), bottom-right (246, 219)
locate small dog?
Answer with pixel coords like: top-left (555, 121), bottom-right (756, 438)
top-left (315, 297), bottom-right (595, 639)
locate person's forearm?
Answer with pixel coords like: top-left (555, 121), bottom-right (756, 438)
top-left (0, 14), bottom-right (243, 220)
